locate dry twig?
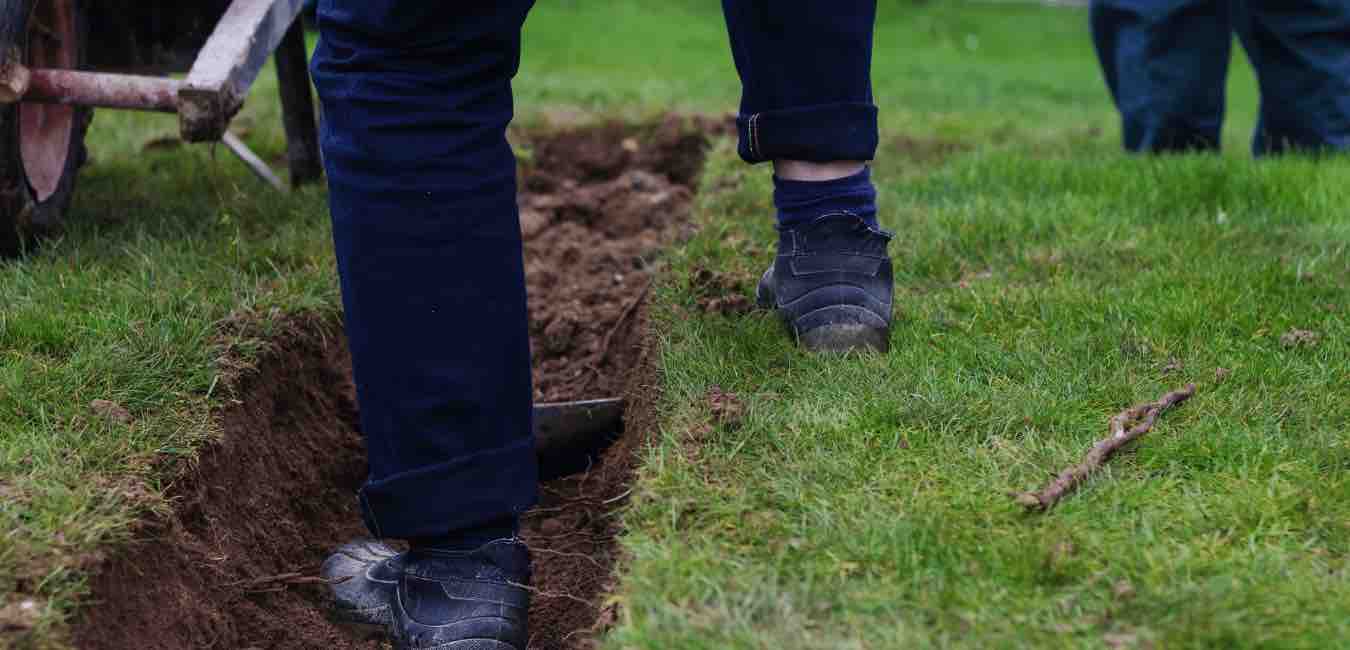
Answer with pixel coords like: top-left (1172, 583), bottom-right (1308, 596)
top-left (1014, 383), bottom-right (1196, 511)
top-left (600, 279), bottom-right (651, 358)
top-left (581, 279), bottom-right (652, 392)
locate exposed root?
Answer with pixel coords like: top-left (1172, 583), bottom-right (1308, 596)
top-left (508, 581), bottom-right (597, 608)
top-left (530, 549), bottom-right (609, 569)
top-left (1014, 384), bottom-right (1197, 512)
top-left (228, 571), bottom-right (350, 592)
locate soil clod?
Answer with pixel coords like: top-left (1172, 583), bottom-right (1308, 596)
top-left (0, 599), bottom-right (39, 633)
top-left (88, 399), bottom-right (132, 424)
top-left (706, 385), bottom-right (746, 429)
top-left (1279, 328), bottom-right (1319, 348)
top-left (690, 267), bottom-right (754, 315)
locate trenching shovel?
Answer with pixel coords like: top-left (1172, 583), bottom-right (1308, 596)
top-left (533, 398), bottom-right (624, 480)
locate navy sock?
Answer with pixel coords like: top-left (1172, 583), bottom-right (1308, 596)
top-left (773, 167), bottom-right (878, 230)
top-left (409, 515), bottom-right (518, 552)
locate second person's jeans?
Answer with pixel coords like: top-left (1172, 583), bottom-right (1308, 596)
top-left (311, 1), bottom-right (880, 539)
top-left (1092, 0), bottom-right (1350, 154)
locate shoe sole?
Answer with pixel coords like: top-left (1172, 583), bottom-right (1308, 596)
top-left (395, 638), bottom-right (521, 650)
top-left (794, 303), bottom-right (890, 353)
top-left (799, 320), bottom-right (889, 353)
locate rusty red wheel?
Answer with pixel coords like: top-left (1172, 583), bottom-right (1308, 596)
top-left (20, 0), bottom-right (76, 202)
top-left (0, 0), bottom-right (89, 257)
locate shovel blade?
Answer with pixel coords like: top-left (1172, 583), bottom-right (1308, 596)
top-left (533, 398), bottom-right (624, 480)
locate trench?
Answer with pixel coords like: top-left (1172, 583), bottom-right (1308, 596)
top-left (72, 117), bottom-right (724, 650)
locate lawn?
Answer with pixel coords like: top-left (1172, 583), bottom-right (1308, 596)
top-left (2, 1), bottom-right (1347, 648)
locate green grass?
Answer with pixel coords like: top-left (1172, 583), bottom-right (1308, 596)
top-left (0, 68), bottom-right (340, 644)
top-left (602, 4), bottom-right (1349, 649)
top-left (1, 1), bottom-right (1346, 648)
top-left (618, 145), bottom-right (1349, 649)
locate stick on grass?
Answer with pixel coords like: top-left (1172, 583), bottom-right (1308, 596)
top-left (1015, 383), bottom-right (1197, 512)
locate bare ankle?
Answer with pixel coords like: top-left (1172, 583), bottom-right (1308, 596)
top-left (773, 160), bottom-right (866, 181)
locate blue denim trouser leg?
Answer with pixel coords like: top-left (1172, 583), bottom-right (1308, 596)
top-left (310, 1), bottom-right (539, 539)
top-left (1091, 0), bottom-right (1233, 152)
top-left (721, 0), bottom-right (880, 163)
top-left (1092, 0), bottom-right (1350, 154)
top-left (1235, 0), bottom-right (1350, 154)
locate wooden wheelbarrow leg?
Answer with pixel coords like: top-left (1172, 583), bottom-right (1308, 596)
top-left (179, 0), bottom-right (306, 143)
top-left (273, 18), bottom-right (321, 187)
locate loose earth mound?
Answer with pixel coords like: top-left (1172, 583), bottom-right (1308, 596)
top-left (73, 117), bottom-right (718, 649)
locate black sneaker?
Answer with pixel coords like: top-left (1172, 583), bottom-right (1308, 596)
top-left (756, 213), bottom-right (894, 353)
top-left (321, 540), bottom-right (404, 635)
top-left (389, 539), bottom-right (531, 650)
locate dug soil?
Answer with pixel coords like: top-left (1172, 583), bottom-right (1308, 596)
top-left (73, 117), bottom-right (721, 650)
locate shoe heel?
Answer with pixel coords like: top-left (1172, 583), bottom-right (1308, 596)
top-left (799, 322), bottom-right (889, 353)
top-left (755, 267), bottom-right (776, 309)
top-left (793, 305), bottom-right (890, 353)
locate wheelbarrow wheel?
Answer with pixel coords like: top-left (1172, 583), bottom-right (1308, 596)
top-left (0, 0), bottom-right (89, 257)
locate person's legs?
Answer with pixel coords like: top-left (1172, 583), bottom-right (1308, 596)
top-left (311, 1), bottom-right (536, 646)
top-left (1091, 0), bottom-right (1233, 152)
top-left (722, 0), bottom-right (894, 353)
top-left (1235, 0), bottom-right (1350, 154)
top-left (313, 0), bottom-right (537, 545)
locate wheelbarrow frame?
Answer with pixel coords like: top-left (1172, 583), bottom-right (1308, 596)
top-left (0, 0), bottom-right (321, 186)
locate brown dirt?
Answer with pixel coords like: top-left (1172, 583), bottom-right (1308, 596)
top-left (689, 266), bottom-right (755, 316)
top-left (704, 385), bottom-right (745, 429)
top-left (74, 318), bottom-right (375, 650)
top-left (520, 117), bottom-right (710, 649)
top-left (72, 118), bottom-right (714, 650)
top-left (522, 116), bottom-right (716, 403)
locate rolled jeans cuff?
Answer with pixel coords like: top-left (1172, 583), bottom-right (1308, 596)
top-left (358, 436), bottom-right (538, 539)
top-left (736, 101), bottom-right (879, 164)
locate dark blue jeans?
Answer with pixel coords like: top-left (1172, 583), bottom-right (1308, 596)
top-left (1092, 0), bottom-right (1350, 154)
top-left (311, 2), bottom-right (878, 539)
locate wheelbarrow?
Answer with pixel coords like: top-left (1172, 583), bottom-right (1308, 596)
top-left (0, 0), bottom-right (321, 256)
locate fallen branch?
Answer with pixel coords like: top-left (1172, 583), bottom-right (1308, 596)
top-left (1014, 383), bottom-right (1196, 512)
